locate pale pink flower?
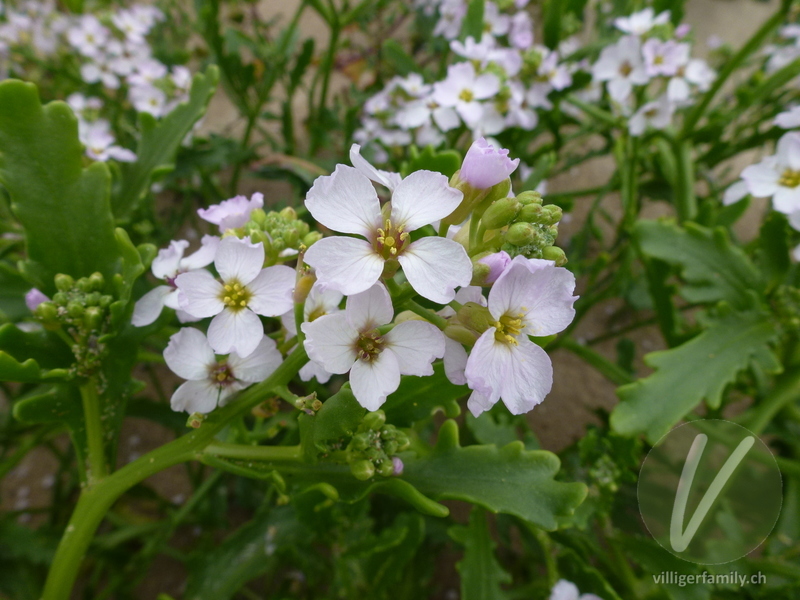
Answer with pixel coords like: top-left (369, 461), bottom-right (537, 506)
top-left (129, 84), bottom-right (167, 117)
top-left (741, 132), bottom-right (800, 214)
top-left (432, 62), bottom-right (501, 128)
top-left (81, 122), bottom-right (137, 163)
top-left (629, 95), bottom-right (674, 136)
top-left (349, 144), bottom-right (402, 191)
top-left (549, 579), bottom-right (604, 600)
top-left (198, 193), bottom-right (264, 231)
top-left (592, 36), bottom-right (649, 103)
top-left (775, 106), bottom-right (800, 129)
top-left (613, 8), bottom-right (670, 36)
top-left (25, 288), bottom-right (49, 312)
top-left (477, 251), bottom-right (512, 284)
top-left (460, 138), bottom-right (520, 189)
top-left (642, 39), bottom-right (689, 77)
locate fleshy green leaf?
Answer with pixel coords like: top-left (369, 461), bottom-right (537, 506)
top-left (382, 362), bottom-right (464, 426)
top-left (611, 307), bottom-right (781, 443)
top-left (402, 145), bottom-right (462, 179)
top-left (0, 323), bottom-right (73, 368)
top-left (0, 353), bottom-right (68, 383)
top-left (112, 65), bottom-right (219, 218)
top-left (755, 212), bottom-right (790, 288)
top-left (0, 79), bottom-right (118, 291)
top-left (298, 385), bottom-right (366, 461)
top-left (462, 0), bottom-right (485, 41)
top-left (0, 262), bottom-right (30, 323)
top-left (449, 507), bottom-right (511, 600)
top-left (635, 220), bottom-right (763, 310)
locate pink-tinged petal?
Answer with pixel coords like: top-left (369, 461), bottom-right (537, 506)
top-left (460, 138), bottom-right (519, 189)
top-left (500, 338), bottom-right (553, 414)
top-left (175, 270), bottom-right (224, 318)
top-left (741, 160), bottom-right (780, 198)
top-left (772, 186), bottom-right (800, 214)
top-left (163, 327), bottom-right (215, 380)
top-left (25, 288), bottom-right (49, 312)
top-left (299, 360), bottom-right (333, 384)
top-left (466, 329), bottom-right (510, 399)
top-left (176, 309), bottom-right (201, 323)
top-left (215, 236), bottom-right (265, 285)
top-left (197, 193), bottom-right (263, 230)
top-left (456, 101), bottom-right (484, 127)
top-left (207, 308), bottom-right (264, 358)
top-left (350, 144), bottom-right (402, 190)
top-left (345, 283), bottom-right (394, 331)
top-left (443, 337), bottom-right (468, 385)
top-left (152, 240), bottom-right (189, 279)
top-left (384, 320), bottom-right (445, 376)
top-left (349, 351), bottom-right (401, 411)
top-left (390, 170), bottom-right (464, 231)
top-left (305, 164), bottom-right (382, 236)
top-left (180, 235), bottom-right (220, 271)
top-left (455, 285), bottom-right (487, 306)
top-left (472, 73), bottom-right (501, 99)
top-left (433, 106), bottom-right (460, 131)
top-left (132, 285), bottom-right (172, 326)
top-left (467, 389), bottom-right (498, 417)
top-left (227, 336), bottom-right (283, 383)
top-left (301, 313), bottom-right (359, 374)
top-left (170, 379), bottom-right (220, 414)
top-left (304, 237), bottom-right (384, 296)
top-left (490, 256), bottom-right (577, 336)
top-left (163, 289), bottom-right (181, 310)
top-left (247, 265), bottom-right (295, 317)
top-left (399, 237), bottom-right (472, 303)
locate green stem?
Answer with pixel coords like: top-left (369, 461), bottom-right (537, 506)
top-left (564, 94), bottom-right (620, 128)
top-left (673, 138), bottom-right (697, 222)
top-left (560, 337), bottom-right (633, 386)
top-left (41, 345), bottom-right (308, 600)
top-left (205, 442), bottom-right (302, 462)
top-left (681, 3), bottom-right (790, 136)
top-left (741, 369), bottom-right (800, 435)
top-left (80, 377), bottom-right (108, 484)
top-left (403, 299), bottom-right (448, 330)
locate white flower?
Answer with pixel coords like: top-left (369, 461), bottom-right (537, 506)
top-left (722, 180), bottom-right (749, 206)
top-left (509, 10), bottom-right (534, 49)
top-left (775, 106), bottom-right (800, 129)
top-left (642, 39), bottom-right (689, 77)
top-left (198, 192), bottom-right (264, 231)
top-left (432, 62), bottom-right (501, 128)
top-left (592, 36), bottom-right (649, 103)
top-left (667, 58), bottom-right (715, 103)
top-left (613, 8), bottom-right (670, 36)
top-left (176, 236), bottom-right (295, 357)
top-left (303, 165), bottom-right (472, 303)
top-left (629, 95), bottom-right (674, 136)
top-left (741, 132), bottom-right (800, 214)
top-left (80, 121), bottom-right (137, 163)
top-left (301, 283), bottom-right (445, 410)
top-left (433, 0), bottom-right (466, 40)
top-left (67, 15), bottom-right (109, 58)
top-left (164, 328), bottom-right (282, 414)
top-left (130, 84), bottom-right (167, 117)
top-left (464, 256), bottom-right (577, 417)
top-left (80, 61), bottom-right (120, 89)
top-left (549, 579), bottom-right (604, 600)
top-left (349, 144), bottom-right (403, 191)
top-left (132, 236), bottom-right (220, 327)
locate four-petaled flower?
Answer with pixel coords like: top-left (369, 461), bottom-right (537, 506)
top-left (742, 132), bottom-right (800, 214)
top-left (302, 283), bottom-right (445, 410)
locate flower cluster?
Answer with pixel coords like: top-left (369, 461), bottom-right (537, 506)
top-left (589, 8), bottom-right (715, 136)
top-left (356, 0), bottom-right (575, 151)
top-left (142, 138), bottom-right (576, 423)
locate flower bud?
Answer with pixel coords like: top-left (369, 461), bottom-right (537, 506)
top-left (518, 203), bottom-right (544, 223)
top-left (457, 302), bottom-right (495, 334)
top-left (542, 246), bottom-right (567, 266)
top-left (34, 301), bottom-right (58, 323)
top-left (444, 324), bottom-right (479, 346)
top-left (474, 251), bottom-right (511, 285)
top-left (187, 413), bottom-right (206, 428)
top-left (249, 208), bottom-right (268, 227)
top-left (506, 222), bottom-right (538, 246)
top-left (66, 301), bottom-right (84, 319)
top-left (88, 272), bottom-right (105, 291)
top-left (362, 410), bottom-right (386, 431)
top-left (350, 459), bottom-right (375, 481)
top-left (25, 288), bottom-right (49, 312)
top-left (83, 306), bottom-right (104, 331)
top-left (540, 205), bottom-right (563, 226)
top-left (54, 274), bottom-right (74, 292)
top-left (52, 292), bottom-right (68, 306)
top-left (293, 272), bottom-right (316, 304)
top-left (480, 197), bottom-right (520, 230)
top-left (392, 456), bottom-right (404, 476)
top-left (378, 460), bottom-right (394, 477)
top-left (516, 190), bottom-right (543, 206)
top-left (303, 232), bottom-right (322, 247)
top-left (84, 292), bottom-right (101, 307)
top-left (460, 138), bottom-right (520, 190)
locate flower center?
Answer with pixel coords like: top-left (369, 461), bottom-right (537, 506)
top-left (654, 54), bottom-right (664, 65)
top-left (220, 280), bottom-right (253, 311)
top-left (375, 219), bottom-right (410, 260)
top-left (619, 61), bottom-right (633, 77)
top-left (356, 330), bottom-right (386, 362)
top-left (493, 313), bottom-right (524, 345)
top-left (459, 88), bottom-right (475, 102)
top-left (779, 169), bottom-right (800, 188)
top-left (307, 306), bottom-right (328, 322)
top-left (209, 362), bottom-right (236, 387)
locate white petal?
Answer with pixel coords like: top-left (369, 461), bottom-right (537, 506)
top-left (305, 164), bottom-right (382, 236)
top-left (152, 240), bottom-right (189, 279)
top-left (163, 327), bottom-right (215, 380)
top-left (490, 256), bottom-right (577, 336)
top-left (549, 580), bottom-right (581, 600)
top-left (247, 265), bottom-right (295, 317)
top-left (299, 360), bottom-right (333, 384)
top-left (742, 159), bottom-right (780, 198)
top-left (170, 379), bottom-right (220, 414)
top-left (228, 336), bottom-right (283, 383)
top-left (207, 308), bottom-right (264, 358)
top-left (722, 180), bottom-right (749, 206)
top-left (772, 186), bottom-right (800, 214)
top-left (443, 337), bottom-right (469, 385)
top-left (501, 338), bottom-right (553, 414)
top-left (467, 389), bottom-right (497, 417)
top-left (345, 283), bottom-right (394, 331)
top-left (455, 285), bottom-right (487, 306)
top-left (350, 144), bottom-right (402, 190)
top-left (175, 270), bottom-right (224, 318)
top-left (131, 285), bottom-right (172, 327)
top-left (180, 235), bottom-right (220, 271)
top-left (301, 313), bottom-right (358, 374)
top-left (215, 236), bottom-right (265, 285)
top-left (473, 73), bottom-right (501, 99)
top-left (164, 289), bottom-right (182, 310)
top-left (384, 320), bottom-right (445, 376)
top-left (398, 237), bottom-right (472, 304)
top-left (306, 284), bottom-right (344, 318)
top-left (390, 170), bottom-right (464, 231)
top-left (281, 310), bottom-right (297, 337)
top-left (304, 237), bottom-right (384, 296)
top-left (349, 351), bottom-right (401, 411)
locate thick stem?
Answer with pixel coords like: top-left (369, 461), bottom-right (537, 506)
top-left (673, 138), bottom-right (697, 223)
top-left (80, 377), bottom-right (108, 483)
top-left (742, 369), bottom-right (800, 435)
top-left (41, 346), bottom-right (308, 600)
top-left (403, 299), bottom-right (449, 331)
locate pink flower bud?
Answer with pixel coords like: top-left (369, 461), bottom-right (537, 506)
top-left (460, 138), bottom-right (520, 189)
top-left (392, 456), bottom-right (404, 476)
top-left (477, 251), bottom-right (511, 284)
top-left (675, 23), bottom-right (691, 39)
top-left (25, 288), bottom-right (49, 312)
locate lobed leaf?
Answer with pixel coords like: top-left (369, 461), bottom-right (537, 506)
top-left (449, 507), bottom-right (511, 600)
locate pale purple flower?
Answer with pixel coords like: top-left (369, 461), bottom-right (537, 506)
top-left (742, 132), bottom-right (800, 214)
top-left (25, 288), bottom-right (49, 312)
top-left (775, 106), bottom-right (800, 129)
top-left (613, 8), bottom-right (670, 36)
top-left (432, 62), bottom-right (500, 128)
top-left (642, 39), bottom-right (689, 77)
top-left (391, 456), bottom-right (404, 475)
top-left (67, 15), bottom-right (108, 58)
top-left (164, 328), bottom-right (282, 414)
top-left (504, 81), bottom-right (538, 130)
top-left (132, 236), bottom-right (220, 327)
top-left (198, 193), bottom-right (264, 231)
top-left (80, 61), bottom-right (120, 89)
top-left (667, 59), bottom-right (715, 102)
top-left (538, 51), bottom-right (572, 90)
top-left (130, 84), bottom-right (167, 117)
top-left (176, 237), bottom-right (295, 357)
top-left (675, 23), bottom-right (691, 39)
top-left (549, 579), bottom-right (604, 600)
top-left (112, 9), bottom-right (149, 42)
top-left (460, 138), bottom-right (520, 189)
top-left (301, 284), bottom-right (445, 410)
top-left (450, 36), bottom-right (495, 61)
top-left (629, 95), bottom-right (674, 136)
top-left (592, 36), bottom-right (649, 103)
top-left (509, 10), bottom-right (534, 49)
top-left (303, 165), bottom-right (472, 303)
top-left (433, 0), bottom-right (466, 40)
top-left (483, 2), bottom-right (510, 36)
top-left (465, 256), bottom-right (577, 417)
top-left (81, 122), bottom-right (137, 163)
top-left (478, 251), bottom-right (512, 284)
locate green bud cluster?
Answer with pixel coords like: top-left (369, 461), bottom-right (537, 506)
top-left (235, 207), bottom-right (322, 265)
top-left (480, 191), bottom-right (567, 265)
top-left (346, 410), bottom-right (410, 481)
top-left (34, 272), bottom-right (114, 377)
top-left (772, 285), bottom-right (800, 330)
top-left (519, 48), bottom-right (544, 83)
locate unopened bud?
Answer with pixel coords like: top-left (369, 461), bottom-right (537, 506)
top-left (279, 206), bottom-right (298, 220)
top-left (473, 251), bottom-right (511, 285)
top-left (378, 460), bottom-right (394, 477)
top-left (457, 302), bottom-right (495, 334)
top-left (542, 246), bottom-right (567, 266)
top-left (516, 190), bottom-right (543, 206)
top-left (249, 208), bottom-right (267, 227)
top-left (294, 273), bottom-right (316, 303)
top-left (540, 205), bottom-right (563, 226)
top-left (518, 203), bottom-right (544, 223)
top-left (187, 412), bottom-right (206, 428)
top-left (362, 411), bottom-right (386, 431)
top-left (392, 456), bottom-right (404, 475)
top-left (303, 232), bottom-right (322, 247)
top-left (34, 301), bottom-right (58, 323)
top-left (66, 301), bottom-right (84, 319)
top-left (350, 459), bottom-right (375, 481)
top-left (83, 306), bottom-right (104, 331)
top-left (444, 324), bottom-right (478, 347)
top-left (506, 222), bottom-right (537, 246)
top-left (54, 274), bottom-right (74, 292)
top-left (88, 272), bottom-right (105, 291)
top-left (25, 288), bottom-right (49, 312)
top-left (480, 197), bottom-right (520, 230)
